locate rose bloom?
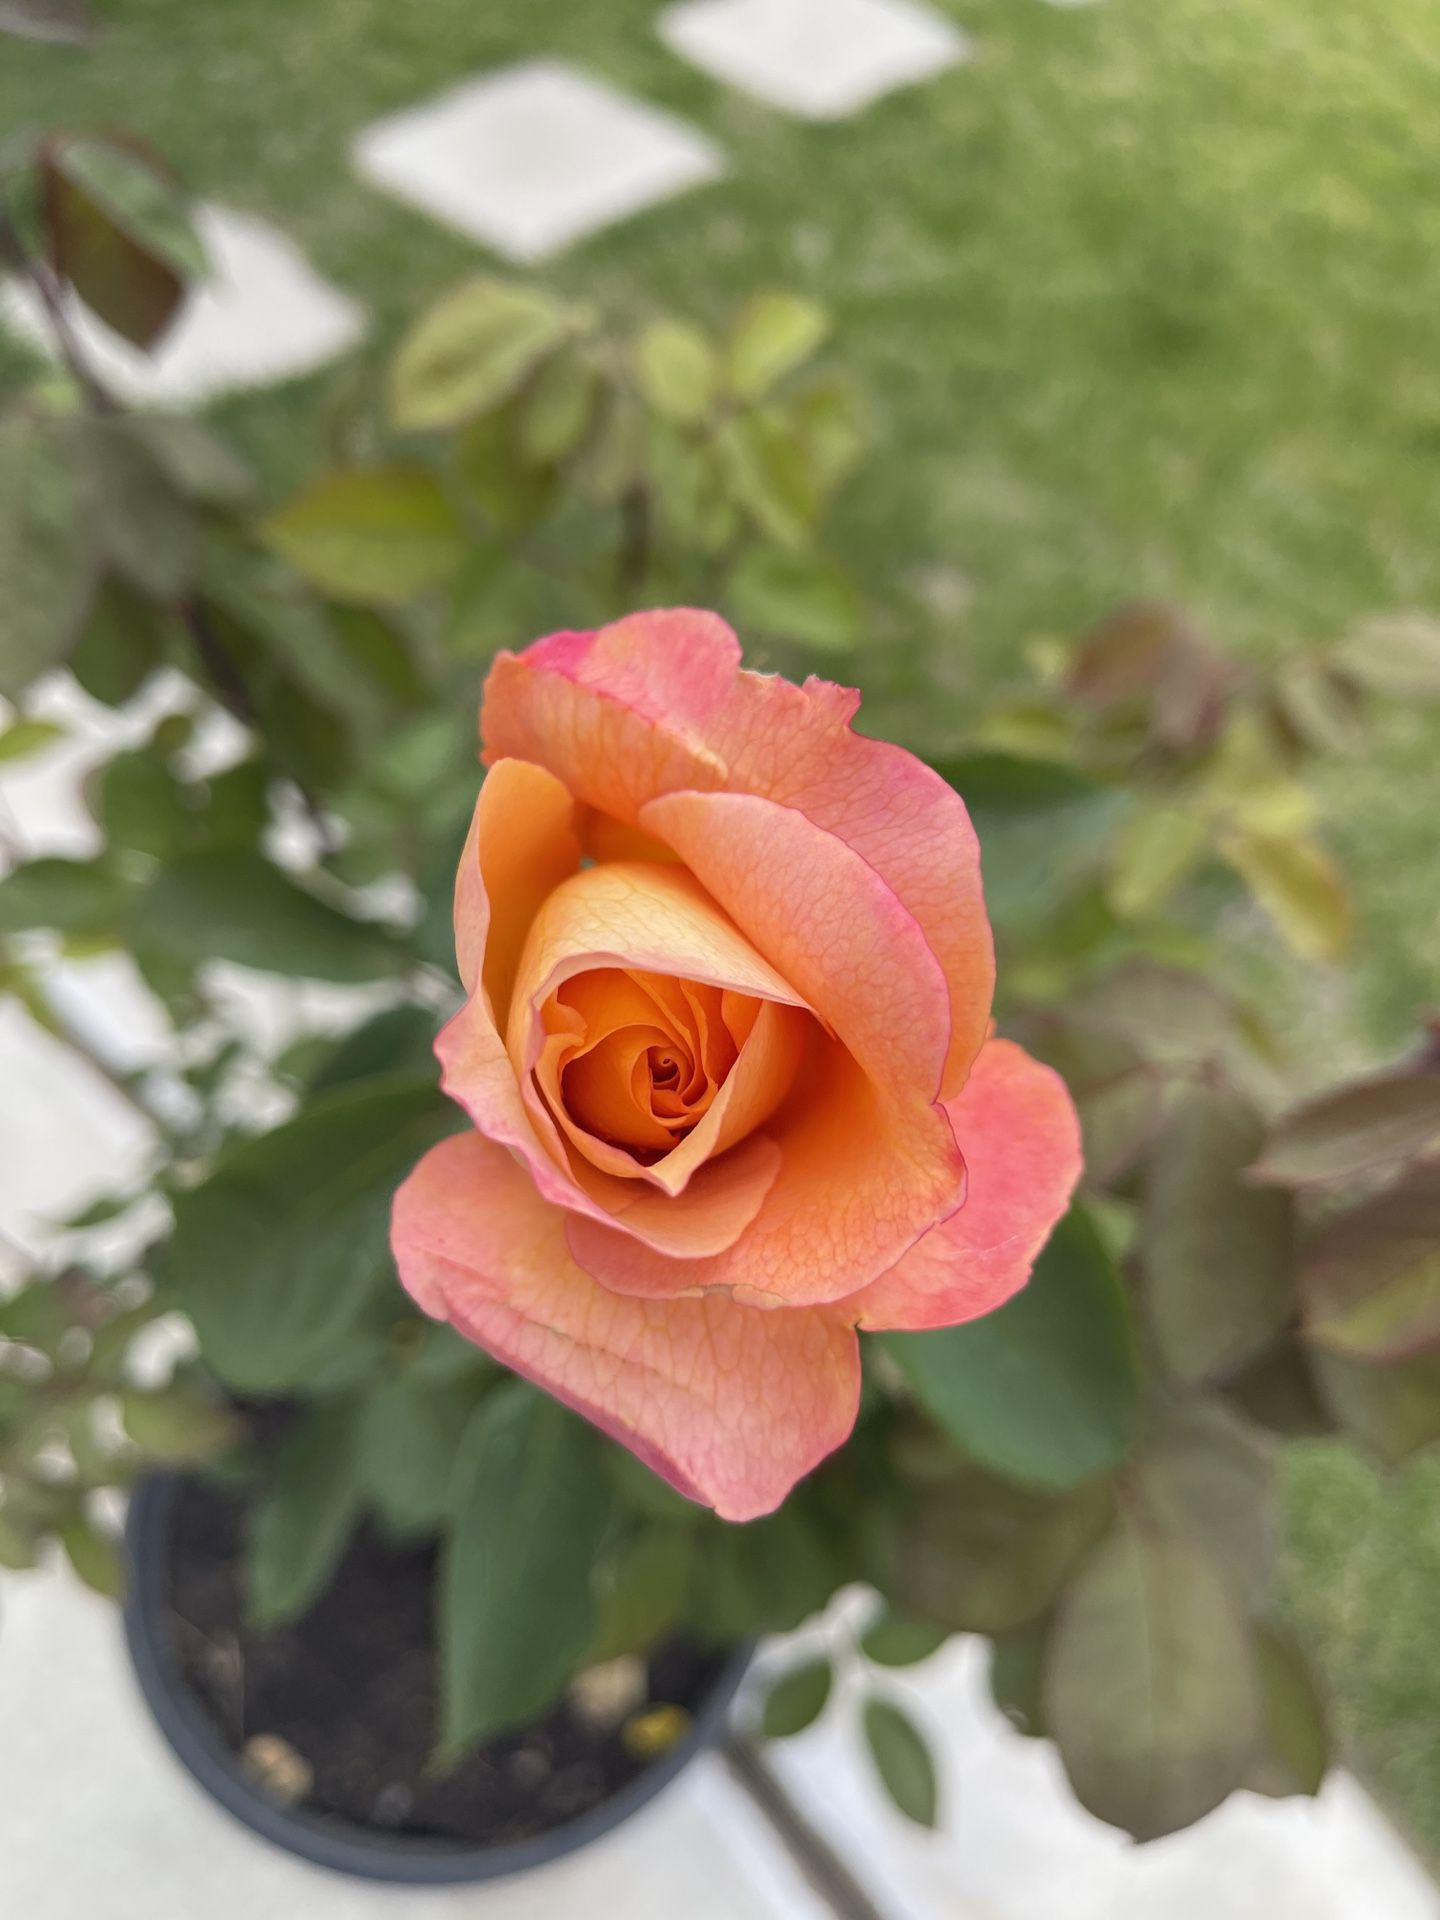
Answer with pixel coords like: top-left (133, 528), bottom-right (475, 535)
top-left (391, 611), bottom-right (1081, 1521)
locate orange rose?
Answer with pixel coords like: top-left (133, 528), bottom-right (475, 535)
top-left (391, 612), bottom-right (1080, 1520)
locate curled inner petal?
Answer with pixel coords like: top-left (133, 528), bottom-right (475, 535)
top-left (502, 860), bottom-right (814, 1219)
top-left (556, 968), bottom-right (741, 1153)
top-left (532, 962), bottom-right (806, 1201)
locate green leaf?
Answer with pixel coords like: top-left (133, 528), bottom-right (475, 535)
top-left (790, 380), bottom-right (865, 497)
top-left (68, 574), bottom-right (162, 706)
top-left (42, 136), bottom-right (204, 348)
top-left (327, 606), bottom-right (429, 717)
top-left (389, 278), bottom-right (577, 433)
top-left (1064, 959), bottom-right (1242, 1070)
top-left (0, 405), bottom-right (96, 700)
top-left (882, 1208), bottom-right (1139, 1489)
top-left (588, 1526), bottom-right (695, 1663)
top-left (170, 1074), bottom-right (459, 1393)
top-left (861, 1614), bottom-right (948, 1668)
top-left (306, 1004), bottom-right (439, 1093)
top-left (1044, 1524), bottom-right (1260, 1840)
top-left (0, 717), bottom-right (62, 763)
top-left (727, 293), bottom-right (830, 404)
top-left (686, 1504), bottom-right (840, 1642)
top-left (717, 411), bottom-right (819, 549)
top-left (125, 413), bottom-right (258, 507)
top-left (120, 1385), bottom-right (240, 1463)
top-left (577, 387), bottom-right (647, 508)
top-left (264, 468), bottom-right (464, 606)
top-left (129, 848), bottom-right (405, 982)
top-left (604, 1440), bottom-right (702, 1522)
top-left (97, 749), bottom-right (194, 859)
top-left (1222, 829), bottom-right (1351, 964)
top-left (894, 1460), bottom-right (1112, 1635)
top-left (0, 856), bottom-right (130, 938)
top-left (1107, 803), bottom-right (1209, 919)
top-left (1300, 1161), bottom-right (1440, 1363)
top-left (357, 1373), bottom-right (475, 1534)
top-left (248, 1401), bottom-right (364, 1625)
top-left (79, 415), bottom-right (199, 601)
top-left (762, 1658), bottom-right (833, 1738)
top-left (937, 755), bottom-right (1129, 941)
top-left (441, 1384), bottom-right (611, 1753)
top-left (0, 1275), bottom-right (72, 1352)
top-left (1133, 1399), bottom-right (1277, 1607)
top-left (1245, 1624), bottom-right (1330, 1799)
top-left (1223, 1340), bottom-right (1333, 1437)
top-left (634, 319), bottom-right (718, 425)
top-left (406, 1319), bottom-right (495, 1388)
top-left (1311, 1346), bottom-right (1440, 1463)
top-left (988, 1626), bottom-right (1048, 1737)
top-left (518, 349), bottom-right (599, 466)
top-left (1251, 1069), bottom-right (1440, 1187)
top-left (1143, 1084), bottom-right (1296, 1385)
top-left (61, 1514), bottom-right (125, 1597)
top-left (728, 547), bottom-right (860, 652)
top-left (862, 1697), bottom-right (938, 1828)
top-left (648, 425), bottom-right (735, 555)
top-left (1011, 1013), bottom-right (1160, 1188)
top-left (203, 758), bottom-right (269, 849)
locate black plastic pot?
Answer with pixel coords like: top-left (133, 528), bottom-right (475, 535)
top-left (122, 1474), bottom-right (752, 1886)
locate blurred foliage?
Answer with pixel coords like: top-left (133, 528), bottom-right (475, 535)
top-left (1, 123), bottom-right (1439, 1850)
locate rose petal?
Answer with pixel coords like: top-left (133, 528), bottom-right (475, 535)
top-left (442, 763), bottom-right (618, 1233)
top-left (506, 860), bottom-right (805, 1069)
top-left (482, 610), bottom-right (994, 1094)
top-left (460, 758), bottom-right (582, 1013)
top-left (443, 811), bottom-right (800, 1258)
top-left (567, 1036), bottom-right (965, 1307)
top-left (844, 1038), bottom-right (1083, 1331)
top-left (391, 1129), bottom-right (862, 1521)
top-left (641, 788), bottom-right (950, 1100)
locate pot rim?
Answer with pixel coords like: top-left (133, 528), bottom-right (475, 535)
top-left (122, 1471), bottom-right (752, 1886)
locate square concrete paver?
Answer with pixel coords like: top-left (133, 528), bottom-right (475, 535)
top-left (0, 205), bottom-right (365, 406)
top-left (658, 0), bottom-right (971, 121)
top-left (353, 60), bottom-right (725, 263)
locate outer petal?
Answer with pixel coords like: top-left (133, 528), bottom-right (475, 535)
top-left (844, 1038), bottom-right (1083, 1331)
top-left (391, 1129), bottom-right (862, 1522)
top-left (440, 767), bottom-right (613, 1234)
top-left (482, 610), bottom-right (995, 1095)
top-left (461, 758), bottom-right (581, 1009)
top-left (641, 788), bottom-right (949, 1099)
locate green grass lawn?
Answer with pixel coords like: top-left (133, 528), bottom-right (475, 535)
top-left (6, 0), bottom-right (1439, 1855)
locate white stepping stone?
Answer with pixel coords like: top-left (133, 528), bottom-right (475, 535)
top-left (658, 0), bottom-right (971, 121)
top-left (0, 205), bottom-right (366, 406)
top-left (352, 59), bottom-right (725, 263)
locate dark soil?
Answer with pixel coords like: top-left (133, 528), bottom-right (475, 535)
top-left (163, 1478), bottom-right (730, 1849)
